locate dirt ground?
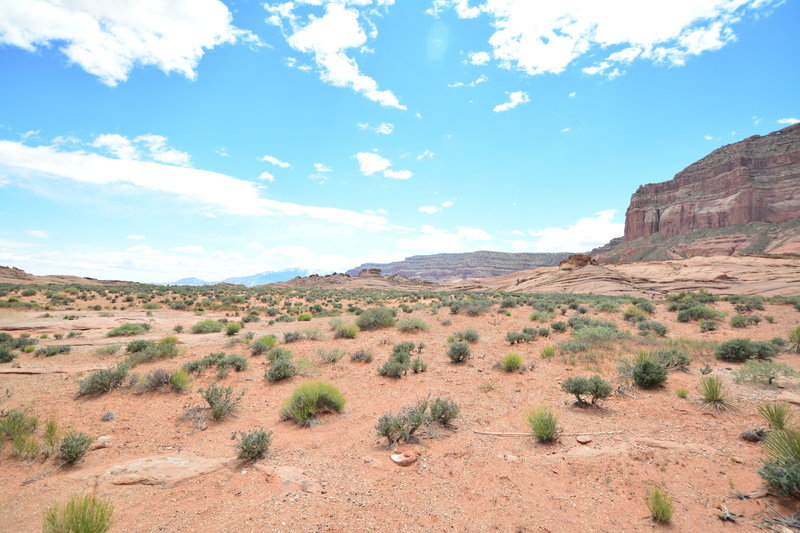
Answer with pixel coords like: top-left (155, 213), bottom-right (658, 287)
top-left (1, 299), bottom-right (799, 532)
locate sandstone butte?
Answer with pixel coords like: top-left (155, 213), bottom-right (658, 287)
top-left (624, 123), bottom-right (800, 242)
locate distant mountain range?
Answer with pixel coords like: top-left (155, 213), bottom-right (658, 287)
top-left (346, 250), bottom-right (574, 283)
top-left (163, 268), bottom-right (311, 287)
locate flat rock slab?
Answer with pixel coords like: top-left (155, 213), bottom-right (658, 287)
top-left (633, 438), bottom-right (710, 454)
top-left (0, 365), bottom-right (108, 375)
top-left (777, 392), bottom-right (800, 406)
top-left (255, 465), bottom-right (323, 494)
top-left (70, 455), bottom-right (231, 488)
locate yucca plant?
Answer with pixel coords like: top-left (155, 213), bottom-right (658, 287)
top-left (760, 429), bottom-right (800, 497)
top-left (758, 401), bottom-right (792, 430)
top-left (646, 487), bottom-right (674, 523)
top-left (790, 326), bottom-right (800, 353)
top-left (697, 376), bottom-right (727, 410)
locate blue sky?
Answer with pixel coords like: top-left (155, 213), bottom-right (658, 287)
top-left (0, 0), bottom-right (797, 282)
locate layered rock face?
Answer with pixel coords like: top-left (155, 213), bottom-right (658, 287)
top-left (624, 123), bottom-right (800, 242)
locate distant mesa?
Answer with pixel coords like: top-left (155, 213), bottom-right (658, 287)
top-left (598, 123), bottom-right (800, 262)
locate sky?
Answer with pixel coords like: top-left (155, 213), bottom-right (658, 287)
top-left (0, 0), bottom-right (798, 283)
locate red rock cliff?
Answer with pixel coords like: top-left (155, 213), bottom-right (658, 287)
top-left (624, 123), bottom-right (800, 242)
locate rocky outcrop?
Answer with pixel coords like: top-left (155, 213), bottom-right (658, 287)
top-left (346, 251), bottom-right (573, 283)
top-left (624, 124), bottom-right (800, 242)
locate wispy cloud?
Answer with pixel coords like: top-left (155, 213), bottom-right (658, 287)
top-left (777, 117), bottom-right (799, 125)
top-left (354, 151), bottom-right (413, 180)
top-left (493, 91), bottom-right (529, 112)
top-left (260, 154), bottom-right (290, 168)
top-left (510, 210), bottom-right (623, 252)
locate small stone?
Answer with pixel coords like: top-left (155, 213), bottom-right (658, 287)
top-left (730, 456), bottom-right (744, 464)
top-left (390, 451), bottom-right (418, 467)
top-left (90, 436), bottom-right (113, 450)
top-left (576, 436), bottom-right (592, 444)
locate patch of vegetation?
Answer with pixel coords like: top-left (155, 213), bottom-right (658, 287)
top-left (225, 322), bottom-right (242, 336)
top-left (561, 375), bottom-right (612, 406)
top-left (43, 493), bottom-right (114, 533)
top-left (733, 359), bottom-right (796, 386)
top-left (376, 397), bottom-right (459, 445)
top-left (759, 429), bottom-right (800, 497)
top-left (333, 323), bottom-right (359, 339)
top-left (350, 349), bottom-right (373, 363)
top-left (637, 320), bottom-right (668, 337)
top-left (677, 305), bottom-right (721, 323)
top-left (647, 487), bottom-right (674, 523)
top-left (190, 319), bottom-right (224, 334)
top-left (94, 344), bottom-right (121, 357)
top-left (77, 365), bottom-right (129, 397)
top-left (266, 357), bottom-right (297, 381)
top-left (107, 322), bottom-right (150, 337)
top-left (499, 352), bottom-right (523, 372)
top-left (356, 307), bottom-right (396, 330)
top-left (527, 406), bottom-right (559, 442)
top-left (697, 376), bottom-right (727, 410)
top-left (199, 383), bottom-right (243, 421)
top-left (280, 381), bottom-right (345, 427)
top-left (632, 356), bottom-right (668, 388)
top-left (60, 432), bottom-right (92, 465)
top-left (183, 352), bottom-right (247, 374)
top-left (397, 317), bottom-right (430, 333)
top-left (758, 401), bottom-right (792, 431)
top-left (35, 345), bottom-right (71, 357)
top-left (317, 348), bottom-right (345, 364)
top-left (675, 387), bottom-right (689, 399)
top-left (250, 335), bottom-right (277, 355)
top-left (716, 338), bottom-right (778, 362)
top-left (451, 329), bottom-right (480, 343)
top-left (447, 340), bottom-right (471, 363)
top-left (234, 428), bottom-right (273, 462)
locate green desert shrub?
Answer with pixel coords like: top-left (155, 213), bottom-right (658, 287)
top-left (675, 387), bottom-right (689, 399)
top-left (169, 369), bottom-right (190, 393)
top-left (677, 305), bottom-right (721, 323)
top-left (697, 376), bottom-right (727, 409)
top-left (266, 358), bottom-right (297, 381)
top-left (333, 323), bottom-right (359, 339)
top-left (199, 383), bottom-right (243, 421)
top-left (191, 319), bottom-right (224, 334)
top-left (451, 329), bottom-right (480, 343)
top-left (126, 339), bottom-right (154, 353)
top-left (759, 429), bottom-right (800, 497)
top-left (77, 365), bottom-right (128, 397)
top-left (298, 313), bottom-right (312, 321)
top-left (699, 319), bottom-right (718, 332)
top-left (527, 406), bottom-right (560, 442)
top-left (632, 357), bottom-right (668, 388)
top-left (647, 487), bottom-right (674, 523)
top-left (623, 305), bottom-right (649, 322)
top-left (715, 338), bottom-right (778, 362)
top-left (397, 318), bottom-right (430, 333)
top-left (60, 432), bottom-right (92, 464)
top-left (350, 349), bottom-right (373, 363)
top-left (429, 397), bottom-right (460, 426)
top-left (733, 359), bottom-right (796, 386)
top-left (225, 322), bottom-right (242, 336)
top-left (541, 346), bottom-right (556, 358)
top-left (500, 352), bottom-right (523, 372)
top-left (789, 326), bottom-right (800, 353)
top-left (43, 493), bottom-right (114, 533)
top-left (550, 321), bottom-right (568, 333)
top-left (250, 335), bottom-right (277, 355)
top-left (356, 307), bottom-right (396, 330)
top-left (35, 345), bottom-right (71, 357)
top-left (0, 346), bottom-right (15, 363)
top-left (94, 344), bottom-right (121, 357)
top-left (561, 375), bottom-right (612, 406)
top-left (0, 410), bottom-right (38, 447)
top-left (376, 401), bottom-right (430, 445)
top-left (410, 357), bottom-right (427, 373)
top-left (505, 331), bottom-right (532, 345)
top-left (650, 350), bottom-right (691, 372)
top-left (447, 341), bottom-right (471, 363)
top-left (317, 348), bottom-right (345, 364)
top-left (265, 347), bottom-right (293, 362)
top-left (638, 321), bottom-right (668, 337)
top-left (106, 322), bottom-right (150, 337)
top-left (234, 428), bottom-right (273, 462)
top-left (280, 381), bottom-right (345, 427)
top-left (378, 358), bottom-right (408, 378)
top-left (730, 315), bottom-right (748, 328)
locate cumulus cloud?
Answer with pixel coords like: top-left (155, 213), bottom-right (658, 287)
top-left (0, 0), bottom-right (253, 86)
top-left (258, 171), bottom-right (275, 182)
top-left (511, 210), bottom-right (623, 252)
top-left (92, 134), bottom-right (191, 167)
top-left (26, 230), bottom-right (48, 238)
top-left (267, 2), bottom-right (406, 110)
top-left (469, 51), bottom-right (491, 65)
top-left (493, 91), bottom-right (529, 112)
top-left (777, 117), bottom-right (799, 125)
top-left (314, 163), bottom-right (333, 173)
top-left (418, 205), bottom-right (439, 214)
top-left (260, 154), bottom-right (291, 168)
top-left (355, 151), bottom-right (412, 179)
top-left (435, 0), bottom-right (773, 79)
top-left (396, 224), bottom-right (490, 252)
top-left (0, 140), bottom-right (388, 230)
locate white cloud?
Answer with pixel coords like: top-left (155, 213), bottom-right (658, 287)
top-left (21, 130), bottom-right (40, 140)
top-left (355, 152), bottom-right (391, 176)
top-left (416, 149), bottom-right (435, 160)
top-left (441, 201), bottom-right (455, 208)
top-left (419, 205), bottom-right (439, 214)
top-left (0, 0), bottom-right (251, 86)
top-left (396, 224), bottom-right (491, 252)
top-left (26, 230), bottom-right (48, 238)
top-left (172, 245), bottom-right (205, 254)
top-left (314, 163), bottom-right (333, 173)
top-left (560, 127), bottom-right (570, 133)
top-left (777, 117), bottom-right (799, 125)
top-left (92, 133), bottom-right (191, 167)
top-left (260, 154), bottom-right (291, 168)
top-left (258, 171), bottom-right (275, 182)
top-left (437, 0), bottom-right (772, 79)
top-left (568, 92), bottom-right (576, 98)
top-left (268, 2), bottom-right (406, 110)
top-left (0, 140), bottom-right (388, 230)
top-left (375, 122), bottom-right (395, 135)
top-left (493, 90), bottom-right (530, 112)
top-left (753, 115), bottom-right (761, 125)
top-left (448, 74), bottom-right (488, 88)
top-left (468, 51), bottom-right (491, 65)
top-left (125, 234), bottom-right (146, 240)
top-left (513, 210), bottom-right (623, 252)
top-left (214, 146), bottom-right (229, 157)
top-left (383, 169), bottom-right (412, 180)
top-left (376, 208), bottom-right (389, 215)
top-left (704, 134), bottom-right (714, 140)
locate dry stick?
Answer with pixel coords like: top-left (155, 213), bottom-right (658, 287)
top-left (474, 430), bottom-right (625, 437)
